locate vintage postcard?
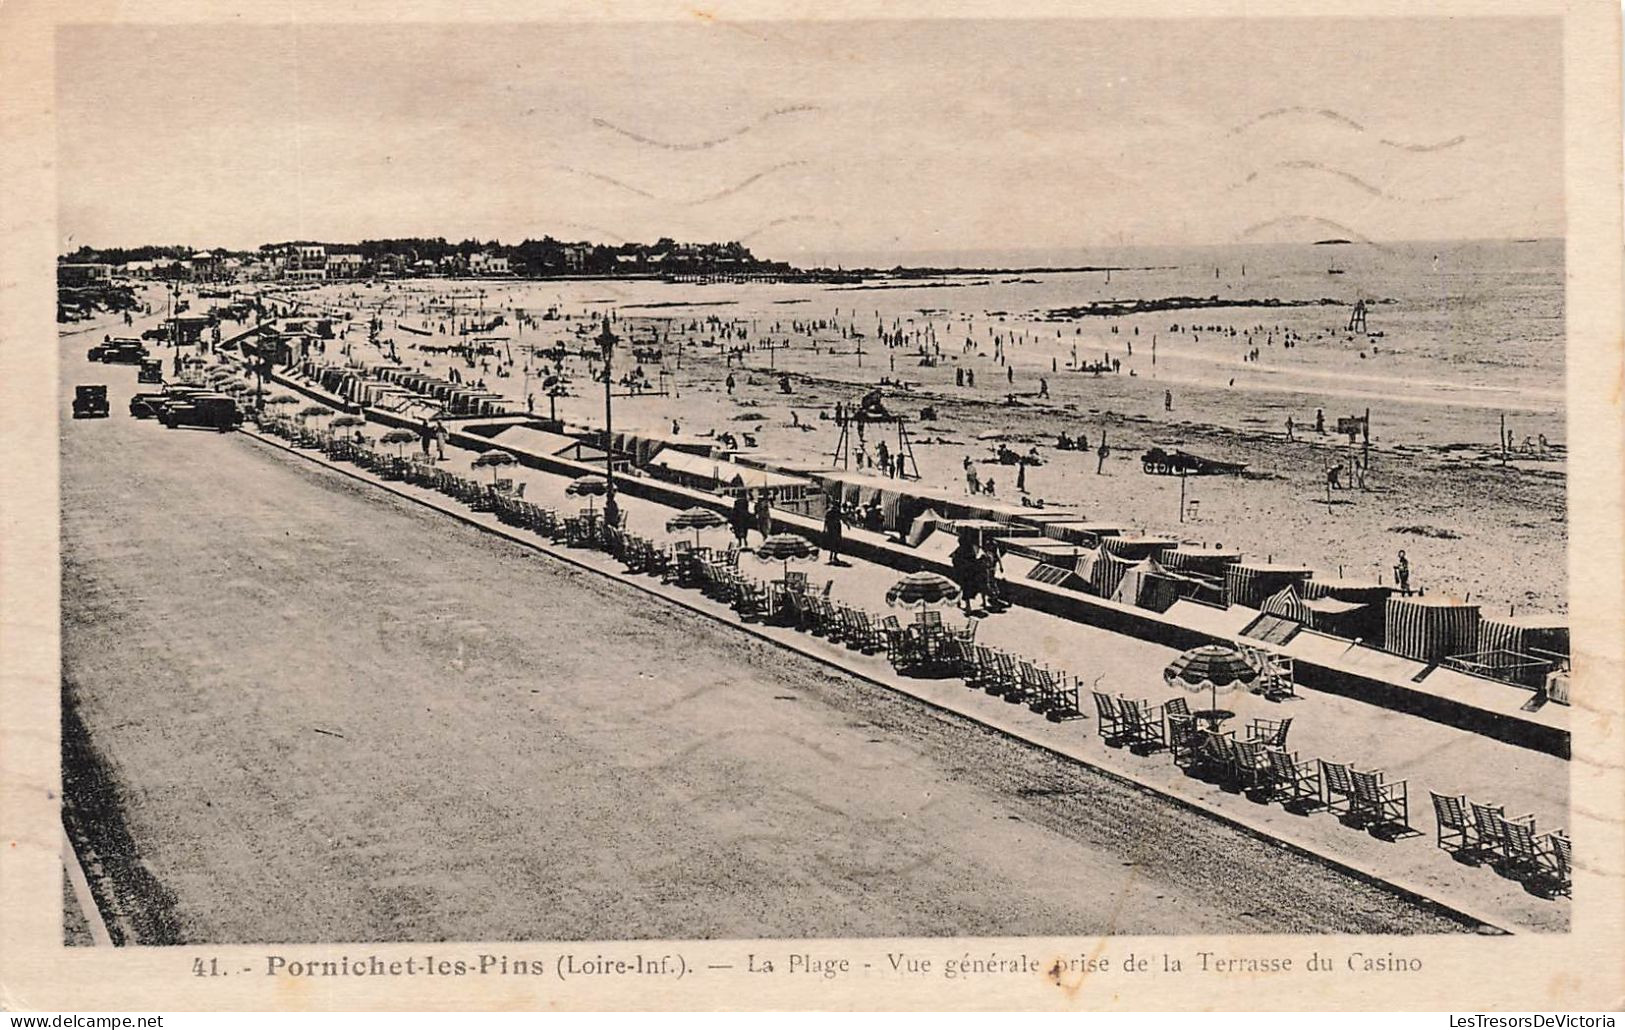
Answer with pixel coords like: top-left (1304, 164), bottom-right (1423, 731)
top-left (1, 0), bottom-right (1621, 1012)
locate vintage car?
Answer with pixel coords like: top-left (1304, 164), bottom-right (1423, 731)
top-left (137, 358), bottom-right (164, 384)
top-left (158, 392), bottom-right (243, 431)
top-left (86, 338), bottom-right (147, 364)
top-left (72, 385), bottom-right (110, 419)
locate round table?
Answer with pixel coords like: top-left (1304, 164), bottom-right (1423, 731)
top-left (1192, 708), bottom-right (1235, 730)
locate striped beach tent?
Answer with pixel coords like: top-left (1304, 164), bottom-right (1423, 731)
top-left (1384, 595), bottom-right (1481, 664)
top-left (1261, 585), bottom-right (1311, 624)
top-left (1091, 548), bottom-right (1134, 599)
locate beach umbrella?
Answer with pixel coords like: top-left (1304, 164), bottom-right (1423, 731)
top-left (1163, 644), bottom-right (1259, 717)
top-left (665, 506), bottom-right (727, 546)
top-left (298, 404), bottom-right (332, 419)
top-left (329, 415), bottom-right (365, 429)
top-left (379, 428), bottom-right (416, 455)
top-left (755, 532), bottom-right (819, 579)
top-left (885, 570), bottom-right (961, 610)
top-left (566, 474), bottom-right (610, 513)
top-left (266, 394), bottom-right (299, 406)
top-left (472, 449), bottom-right (516, 483)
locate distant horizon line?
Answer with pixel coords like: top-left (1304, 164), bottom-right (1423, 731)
top-left (61, 232), bottom-right (1563, 268)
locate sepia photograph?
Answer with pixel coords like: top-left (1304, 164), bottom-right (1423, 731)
top-left (4, 0), bottom-right (1622, 1014)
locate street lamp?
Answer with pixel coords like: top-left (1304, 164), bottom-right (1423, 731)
top-left (596, 315), bottom-right (619, 526)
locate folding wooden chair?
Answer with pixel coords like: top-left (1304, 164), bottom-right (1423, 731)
top-left (1319, 759), bottom-right (1356, 817)
top-left (1092, 691), bottom-right (1124, 741)
top-left (1429, 791), bottom-right (1475, 857)
top-left (1471, 801), bottom-right (1516, 864)
top-left (1167, 714), bottom-right (1201, 769)
top-left (1118, 698), bottom-right (1168, 754)
top-left (1265, 748), bottom-right (1321, 808)
top-left (1232, 739), bottom-right (1272, 792)
top-left (1495, 813), bottom-right (1543, 878)
top-left (1045, 672), bottom-right (1083, 722)
top-left (1246, 717), bottom-right (1293, 748)
top-left (1351, 769), bottom-right (1411, 835)
top-left (1536, 831), bottom-right (1572, 896)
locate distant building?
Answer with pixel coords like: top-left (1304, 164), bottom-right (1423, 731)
top-left (58, 263), bottom-right (112, 286)
top-left (561, 245), bottom-right (589, 271)
top-left (285, 244), bottom-right (327, 281)
top-left (326, 252), bottom-right (367, 279)
top-left (468, 252), bottom-right (511, 276)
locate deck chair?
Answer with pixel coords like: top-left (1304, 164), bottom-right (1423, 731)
top-left (1246, 717), bottom-right (1293, 748)
top-left (987, 651), bottom-right (1021, 697)
top-left (1092, 691), bottom-right (1125, 741)
top-left (1319, 759), bottom-right (1356, 817)
top-left (1016, 660), bottom-right (1050, 711)
top-left (1351, 769), bottom-right (1411, 835)
top-left (1119, 698), bottom-right (1168, 754)
top-left (1470, 801), bottom-right (1513, 863)
top-left (1265, 748), bottom-right (1321, 808)
top-left (1536, 832), bottom-right (1572, 896)
top-left (1232, 739), bottom-right (1272, 793)
top-left (967, 645), bottom-right (1000, 691)
top-left (1495, 813), bottom-right (1543, 877)
top-left (1045, 673), bottom-right (1083, 722)
top-left (1429, 791), bottom-right (1476, 856)
top-left (1166, 714), bottom-right (1201, 769)
top-left (847, 610), bottom-right (883, 654)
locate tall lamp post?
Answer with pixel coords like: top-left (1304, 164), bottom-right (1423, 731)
top-left (596, 315), bottom-right (619, 526)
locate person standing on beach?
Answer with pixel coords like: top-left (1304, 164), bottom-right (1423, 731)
top-left (1096, 438), bottom-right (1110, 474)
top-left (1395, 550), bottom-right (1411, 594)
top-left (1285, 415), bottom-right (1295, 441)
top-left (731, 491), bottom-right (752, 550)
top-left (434, 420), bottom-right (448, 461)
top-left (980, 540), bottom-right (1006, 612)
top-left (419, 421), bottom-right (433, 458)
top-left (1039, 376), bottom-right (1049, 399)
top-left (823, 500), bottom-right (844, 565)
top-left (754, 491), bottom-right (774, 545)
top-left (1164, 389), bottom-right (1173, 412)
top-left (951, 533), bottom-right (981, 614)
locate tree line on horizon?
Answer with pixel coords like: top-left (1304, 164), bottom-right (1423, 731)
top-left (59, 236), bottom-right (791, 276)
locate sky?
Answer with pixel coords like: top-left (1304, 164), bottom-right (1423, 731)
top-left (55, 17), bottom-right (1565, 266)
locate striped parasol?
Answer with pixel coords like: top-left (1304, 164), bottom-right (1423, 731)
top-left (1164, 643), bottom-right (1259, 715)
top-left (886, 571), bottom-right (961, 609)
top-left (566, 474), bottom-right (609, 513)
top-left (755, 532), bottom-right (819, 578)
top-left (665, 507), bottom-right (728, 546)
top-left (472, 449), bottom-right (516, 483)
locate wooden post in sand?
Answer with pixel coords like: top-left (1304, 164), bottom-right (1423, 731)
top-left (1500, 413), bottom-right (1508, 467)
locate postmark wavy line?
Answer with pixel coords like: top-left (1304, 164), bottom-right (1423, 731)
top-left (549, 160), bottom-right (807, 207)
top-left (1233, 161), bottom-right (1457, 203)
top-left (1228, 106), bottom-right (1467, 151)
top-left (737, 214), bottom-right (844, 242)
top-left (1237, 215), bottom-right (1393, 250)
top-left (592, 104), bottom-right (820, 151)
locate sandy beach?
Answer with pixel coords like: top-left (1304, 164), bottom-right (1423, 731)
top-left (251, 241), bottom-right (1566, 615)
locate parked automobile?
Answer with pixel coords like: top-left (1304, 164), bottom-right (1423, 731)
top-left (159, 392), bottom-right (243, 432)
top-left (137, 358), bottom-right (164, 384)
top-left (130, 385), bottom-right (208, 420)
top-left (87, 338), bottom-right (146, 364)
top-left (141, 326), bottom-right (169, 342)
top-left (72, 385), bottom-right (109, 419)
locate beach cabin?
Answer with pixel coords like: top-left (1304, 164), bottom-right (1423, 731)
top-left (645, 451), bottom-right (820, 516)
top-left (1384, 594), bottom-right (1481, 665)
top-left (1160, 545), bottom-right (1244, 576)
top-left (1100, 534), bottom-right (1180, 563)
top-left (1225, 561), bottom-right (1313, 609)
top-left (1039, 520), bottom-right (1122, 548)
